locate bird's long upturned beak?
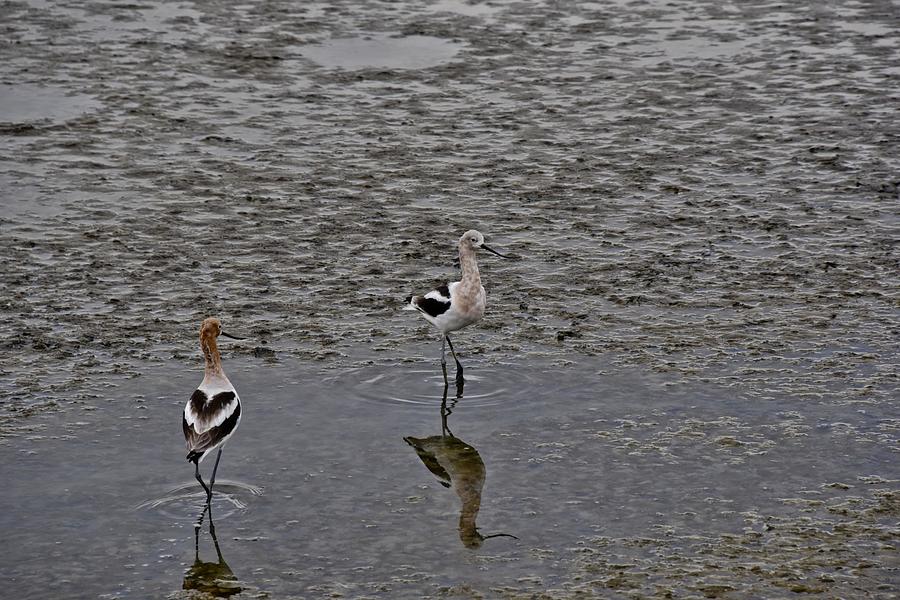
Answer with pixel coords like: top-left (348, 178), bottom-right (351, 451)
top-left (481, 243), bottom-right (509, 258)
top-left (482, 532), bottom-right (520, 540)
top-left (220, 331), bottom-right (246, 340)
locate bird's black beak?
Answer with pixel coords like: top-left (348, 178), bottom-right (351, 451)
top-left (482, 532), bottom-right (520, 541)
top-left (220, 331), bottom-right (246, 340)
top-left (481, 243), bottom-right (509, 258)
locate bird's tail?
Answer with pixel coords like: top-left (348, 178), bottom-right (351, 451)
top-left (402, 295), bottom-right (418, 311)
top-left (186, 450), bottom-right (203, 464)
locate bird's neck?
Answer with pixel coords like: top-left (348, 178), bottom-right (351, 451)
top-left (202, 338), bottom-right (224, 377)
top-left (458, 492), bottom-right (482, 542)
top-left (458, 245), bottom-right (481, 287)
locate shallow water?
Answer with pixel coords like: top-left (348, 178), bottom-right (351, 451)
top-left (1, 0), bottom-right (898, 597)
top-left (3, 355), bottom-right (897, 598)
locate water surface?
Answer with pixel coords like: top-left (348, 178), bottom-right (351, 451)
top-left (3, 355), bottom-right (897, 598)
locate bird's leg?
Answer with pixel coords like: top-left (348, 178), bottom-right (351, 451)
top-left (195, 460), bottom-right (211, 502)
top-left (195, 501), bottom-right (210, 528)
top-left (439, 335), bottom-right (450, 386)
top-left (207, 448), bottom-right (223, 504)
top-left (209, 514), bottom-right (225, 564)
top-left (445, 335), bottom-right (464, 385)
top-left (440, 379), bottom-right (454, 437)
top-left (441, 360), bottom-right (449, 387)
top-left (193, 516), bottom-right (202, 557)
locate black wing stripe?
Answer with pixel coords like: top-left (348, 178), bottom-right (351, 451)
top-left (416, 296), bottom-right (451, 318)
top-left (404, 437), bottom-right (452, 487)
top-left (189, 390), bottom-right (237, 420)
top-left (185, 402), bottom-right (241, 463)
top-left (188, 389), bottom-right (207, 415)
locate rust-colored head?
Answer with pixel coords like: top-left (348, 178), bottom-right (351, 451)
top-left (200, 317), bottom-right (223, 343)
top-left (199, 317), bottom-right (224, 374)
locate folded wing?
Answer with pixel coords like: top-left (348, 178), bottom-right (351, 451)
top-left (414, 284), bottom-right (452, 318)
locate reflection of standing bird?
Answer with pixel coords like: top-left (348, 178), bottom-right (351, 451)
top-left (183, 317), bottom-right (243, 506)
top-left (404, 434), bottom-right (486, 547)
top-left (404, 428), bottom-right (517, 548)
top-left (183, 515), bottom-right (242, 597)
top-left (405, 230), bottom-right (507, 385)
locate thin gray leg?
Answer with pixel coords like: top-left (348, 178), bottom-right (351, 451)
top-left (441, 360), bottom-right (449, 386)
top-left (194, 518), bottom-right (202, 555)
top-left (208, 448), bottom-right (223, 501)
top-left (440, 335), bottom-right (447, 366)
top-left (445, 335), bottom-right (464, 383)
top-left (195, 460), bottom-right (211, 499)
top-left (209, 514), bottom-right (224, 563)
top-left (440, 379), bottom-right (454, 437)
top-left (194, 502), bottom-right (209, 530)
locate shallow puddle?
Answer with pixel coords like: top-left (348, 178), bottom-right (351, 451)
top-left (0, 83), bottom-right (100, 123)
top-left (301, 35), bottom-right (464, 70)
top-left (427, 0), bottom-right (506, 18)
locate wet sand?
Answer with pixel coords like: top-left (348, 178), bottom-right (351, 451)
top-left (1, 0), bottom-right (898, 598)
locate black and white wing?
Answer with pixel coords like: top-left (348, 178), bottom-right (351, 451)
top-left (404, 436), bottom-right (452, 488)
top-left (183, 388), bottom-right (241, 463)
top-left (412, 283), bottom-right (453, 318)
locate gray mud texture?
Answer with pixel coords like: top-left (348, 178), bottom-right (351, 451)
top-left (1, 0), bottom-right (898, 598)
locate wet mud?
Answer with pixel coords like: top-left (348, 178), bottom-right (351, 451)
top-left (1, 0), bottom-right (898, 598)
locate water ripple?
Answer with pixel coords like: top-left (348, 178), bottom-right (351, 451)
top-left (342, 363), bottom-right (558, 410)
top-left (135, 480), bottom-right (263, 521)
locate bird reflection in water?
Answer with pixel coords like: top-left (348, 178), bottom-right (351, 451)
top-left (183, 514), bottom-right (242, 597)
top-left (404, 381), bottom-right (518, 548)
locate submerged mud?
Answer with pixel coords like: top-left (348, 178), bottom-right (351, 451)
top-left (0, 0), bottom-right (898, 598)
